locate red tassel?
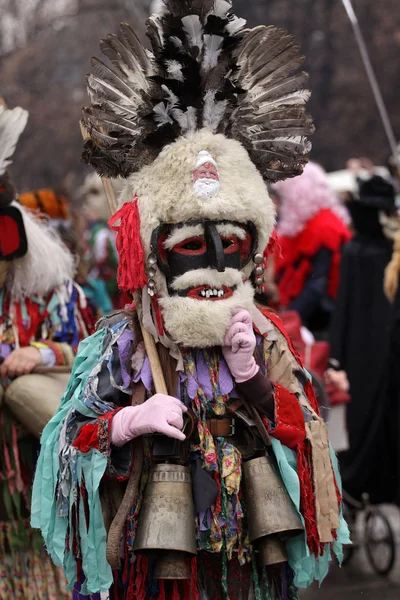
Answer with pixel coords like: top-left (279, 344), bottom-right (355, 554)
top-left (158, 579), bottom-right (165, 600)
top-left (296, 441), bottom-right (322, 556)
top-left (190, 557), bottom-right (199, 600)
top-left (264, 229), bottom-right (281, 260)
top-left (304, 379), bottom-right (320, 416)
top-left (109, 198), bottom-right (147, 293)
top-left (127, 559), bottom-right (135, 598)
top-left (172, 581), bottom-right (180, 600)
top-left (134, 555), bottom-right (148, 600)
top-left (114, 580), bottom-right (119, 600)
top-left (213, 471), bottom-right (222, 515)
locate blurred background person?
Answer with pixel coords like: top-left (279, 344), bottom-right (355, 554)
top-left (19, 187), bottom-right (113, 317)
top-left (330, 158), bottom-right (399, 504)
top-left (273, 162), bottom-right (351, 338)
top-left (0, 103), bottom-right (93, 598)
top-left (80, 172), bottom-right (120, 308)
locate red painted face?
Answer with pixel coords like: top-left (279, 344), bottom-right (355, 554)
top-left (193, 162), bottom-right (219, 183)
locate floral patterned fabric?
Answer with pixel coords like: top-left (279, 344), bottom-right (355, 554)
top-left (182, 347), bottom-right (248, 564)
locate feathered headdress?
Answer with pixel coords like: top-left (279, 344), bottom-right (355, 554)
top-left (0, 105), bottom-right (28, 179)
top-left (0, 104), bottom-right (29, 260)
top-left (82, 0), bottom-right (314, 182)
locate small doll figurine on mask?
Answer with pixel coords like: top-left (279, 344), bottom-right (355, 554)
top-left (32, 2), bottom-right (349, 599)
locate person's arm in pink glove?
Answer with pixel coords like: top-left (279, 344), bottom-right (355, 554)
top-left (110, 394), bottom-right (188, 447)
top-left (222, 308), bottom-right (259, 383)
top-left (222, 308), bottom-right (274, 420)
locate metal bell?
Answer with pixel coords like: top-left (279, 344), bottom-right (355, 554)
top-left (133, 464), bottom-right (196, 579)
top-left (154, 551), bottom-right (191, 580)
top-left (258, 535), bottom-right (288, 567)
top-left (243, 455), bottom-right (303, 566)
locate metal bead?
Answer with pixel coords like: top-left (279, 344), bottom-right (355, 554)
top-left (255, 276), bottom-right (265, 285)
top-left (148, 287), bottom-right (155, 297)
top-left (256, 286), bottom-right (264, 294)
top-left (255, 266), bottom-right (264, 276)
top-left (148, 279), bottom-right (156, 289)
top-left (253, 253), bottom-right (264, 265)
top-left (148, 253), bottom-right (157, 266)
top-left (148, 267), bottom-right (157, 278)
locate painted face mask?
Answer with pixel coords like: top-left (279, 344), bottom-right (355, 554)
top-left (151, 219), bottom-right (258, 297)
top-left (143, 218), bottom-right (258, 347)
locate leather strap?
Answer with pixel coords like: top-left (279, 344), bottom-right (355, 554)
top-left (228, 398), bottom-right (272, 447)
top-left (206, 417), bottom-right (235, 437)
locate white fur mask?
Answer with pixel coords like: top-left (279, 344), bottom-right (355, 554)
top-left (158, 279), bottom-right (255, 348)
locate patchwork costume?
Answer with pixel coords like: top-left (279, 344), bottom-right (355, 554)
top-left (0, 104), bottom-right (93, 599)
top-left (32, 2), bottom-right (349, 599)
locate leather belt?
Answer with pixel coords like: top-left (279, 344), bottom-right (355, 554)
top-left (206, 417), bottom-right (235, 437)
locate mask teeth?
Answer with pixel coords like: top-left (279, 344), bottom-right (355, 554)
top-left (200, 287), bottom-right (225, 298)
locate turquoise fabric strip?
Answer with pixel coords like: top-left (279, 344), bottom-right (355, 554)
top-left (31, 327), bottom-right (113, 593)
top-left (271, 438), bottom-right (350, 589)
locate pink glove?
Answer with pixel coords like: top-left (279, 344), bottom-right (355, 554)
top-left (222, 308), bottom-right (259, 383)
top-left (110, 394), bottom-right (188, 447)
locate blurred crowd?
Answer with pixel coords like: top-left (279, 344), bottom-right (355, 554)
top-left (10, 152), bottom-right (400, 510)
top-left (262, 156), bottom-right (400, 507)
top-left (18, 175), bottom-right (122, 317)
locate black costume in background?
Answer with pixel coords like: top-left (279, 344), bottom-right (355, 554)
top-left (289, 247), bottom-right (334, 336)
top-left (387, 281), bottom-right (400, 505)
top-left (330, 176), bottom-right (397, 503)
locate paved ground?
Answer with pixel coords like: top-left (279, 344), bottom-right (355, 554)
top-left (301, 505), bottom-right (400, 600)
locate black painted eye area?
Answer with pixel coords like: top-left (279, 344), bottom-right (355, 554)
top-left (150, 219), bottom-right (259, 278)
top-left (182, 240), bottom-right (203, 251)
top-left (173, 236), bottom-right (207, 256)
top-left (222, 238), bottom-right (235, 249)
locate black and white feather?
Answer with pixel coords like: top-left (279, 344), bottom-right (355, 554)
top-left (0, 105), bottom-right (29, 177)
top-left (82, 0), bottom-right (313, 181)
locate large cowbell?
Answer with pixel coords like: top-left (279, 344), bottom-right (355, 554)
top-left (243, 455), bottom-right (304, 566)
top-left (133, 464), bottom-right (196, 579)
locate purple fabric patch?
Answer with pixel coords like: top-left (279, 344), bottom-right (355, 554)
top-left (196, 351), bottom-right (213, 399)
top-left (0, 343), bottom-right (11, 361)
top-left (140, 356), bottom-right (153, 392)
top-left (73, 582), bottom-right (101, 600)
top-left (187, 374), bottom-right (198, 400)
top-left (199, 508), bottom-right (212, 531)
top-left (116, 328), bottom-right (134, 389)
top-left (219, 358), bottom-right (234, 396)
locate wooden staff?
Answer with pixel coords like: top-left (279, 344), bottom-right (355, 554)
top-left (79, 122), bottom-right (167, 394)
top-left (33, 366), bottom-right (72, 375)
top-left (80, 122), bottom-right (168, 569)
